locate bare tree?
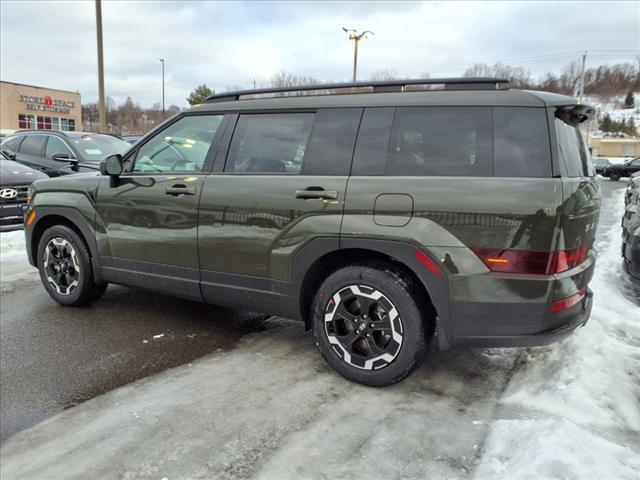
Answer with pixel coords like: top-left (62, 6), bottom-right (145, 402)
top-left (368, 68), bottom-right (399, 81)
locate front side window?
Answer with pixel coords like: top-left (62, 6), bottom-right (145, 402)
top-left (555, 116), bottom-right (591, 177)
top-left (45, 136), bottom-right (75, 159)
top-left (132, 115), bottom-right (223, 173)
top-left (225, 113), bottom-right (314, 174)
top-left (386, 107), bottom-right (492, 176)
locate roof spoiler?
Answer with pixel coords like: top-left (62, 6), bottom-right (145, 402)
top-left (555, 104), bottom-right (595, 126)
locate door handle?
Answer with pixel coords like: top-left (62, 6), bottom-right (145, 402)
top-left (295, 188), bottom-right (338, 200)
top-left (166, 184), bottom-right (196, 196)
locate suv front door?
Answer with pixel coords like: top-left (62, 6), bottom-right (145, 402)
top-left (197, 108), bottom-right (361, 310)
top-left (95, 114), bottom-right (226, 300)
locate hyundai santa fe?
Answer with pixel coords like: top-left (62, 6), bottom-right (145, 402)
top-left (23, 78), bottom-right (600, 386)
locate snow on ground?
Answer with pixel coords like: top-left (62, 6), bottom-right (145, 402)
top-left (0, 230), bottom-right (38, 291)
top-left (476, 190), bottom-right (640, 478)
top-left (0, 190), bottom-right (638, 479)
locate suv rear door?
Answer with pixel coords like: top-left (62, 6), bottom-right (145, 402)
top-left (197, 108), bottom-right (361, 310)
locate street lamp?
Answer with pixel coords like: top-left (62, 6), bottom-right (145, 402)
top-left (158, 58), bottom-right (165, 120)
top-left (342, 27), bottom-right (373, 82)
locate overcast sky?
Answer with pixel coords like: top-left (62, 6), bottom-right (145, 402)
top-left (1, 1), bottom-right (638, 107)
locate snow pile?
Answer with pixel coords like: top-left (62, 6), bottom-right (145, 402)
top-left (476, 191), bottom-right (640, 479)
top-left (0, 230), bottom-right (37, 288)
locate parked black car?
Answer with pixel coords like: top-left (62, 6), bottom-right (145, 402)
top-left (602, 157), bottom-right (640, 181)
top-left (623, 172), bottom-right (640, 283)
top-left (0, 151), bottom-right (47, 231)
top-left (593, 157), bottom-right (611, 175)
top-left (0, 130), bottom-right (130, 177)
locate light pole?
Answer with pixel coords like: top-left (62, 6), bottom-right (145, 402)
top-left (95, 0), bottom-right (107, 133)
top-left (158, 58), bottom-right (165, 119)
top-left (342, 27), bottom-right (373, 82)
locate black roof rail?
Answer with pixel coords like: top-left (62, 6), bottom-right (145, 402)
top-left (203, 77), bottom-right (509, 103)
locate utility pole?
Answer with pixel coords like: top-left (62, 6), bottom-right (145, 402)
top-left (578, 51), bottom-right (587, 102)
top-left (95, 0), bottom-right (107, 133)
top-left (342, 28), bottom-right (373, 82)
top-left (158, 58), bottom-right (165, 120)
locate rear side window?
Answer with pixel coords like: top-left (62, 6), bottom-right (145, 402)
top-left (225, 113), bottom-right (314, 174)
top-left (301, 108), bottom-right (361, 175)
top-left (2, 136), bottom-right (24, 152)
top-left (555, 117), bottom-right (591, 177)
top-left (494, 107), bottom-right (551, 177)
top-left (386, 107), bottom-right (492, 176)
top-left (19, 135), bottom-right (47, 156)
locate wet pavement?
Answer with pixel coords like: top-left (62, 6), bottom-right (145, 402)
top-left (0, 284), bottom-right (268, 442)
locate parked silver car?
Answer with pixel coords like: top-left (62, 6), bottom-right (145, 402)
top-left (622, 171), bottom-right (640, 282)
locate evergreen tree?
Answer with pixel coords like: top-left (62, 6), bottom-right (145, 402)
top-left (186, 84), bottom-right (214, 106)
top-left (600, 113), bottom-right (613, 132)
top-left (625, 117), bottom-right (637, 137)
top-left (624, 91), bottom-right (636, 109)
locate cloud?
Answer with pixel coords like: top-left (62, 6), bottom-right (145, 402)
top-left (1, 0), bottom-right (637, 107)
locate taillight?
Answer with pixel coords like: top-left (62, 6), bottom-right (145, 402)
top-left (551, 289), bottom-right (586, 313)
top-left (471, 243), bottom-right (591, 275)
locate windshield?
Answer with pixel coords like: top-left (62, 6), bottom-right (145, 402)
top-left (69, 135), bottom-right (130, 161)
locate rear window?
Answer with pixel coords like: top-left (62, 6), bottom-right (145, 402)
top-left (555, 116), bottom-right (592, 177)
top-left (494, 107), bottom-right (551, 177)
top-left (19, 135), bottom-right (46, 156)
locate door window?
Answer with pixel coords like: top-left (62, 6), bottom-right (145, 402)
top-left (132, 115), bottom-right (223, 173)
top-left (225, 113), bottom-right (314, 174)
top-left (45, 136), bottom-right (75, 159)
top-left (18, 135), bottom-right (47, 156)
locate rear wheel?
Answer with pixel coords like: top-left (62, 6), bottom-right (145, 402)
top-left (312, 264), bottom-right (429, 386)
top-left (37, 225), bottom-right (107, 306)
top-left (610, 171), bottom-right (621, 181)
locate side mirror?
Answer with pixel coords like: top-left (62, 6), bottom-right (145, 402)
top-left (100, 154), bottom-right (123, 177)
top-left (2, 149), bottom-right (16, 160)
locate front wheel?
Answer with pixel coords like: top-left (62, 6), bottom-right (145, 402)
top-left (37, 225), bottom-right (107, 306)
top-left (312, 264), bottom-right (429, 386)
top-left (610, 171), bottom-right (621, 181)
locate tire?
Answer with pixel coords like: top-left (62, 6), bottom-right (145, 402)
top-left (610, 171), bottom-right (621, 181)
top-left (311, 263), bottom-right (429, 387)
top-left (37, 225), bottom-right (107, 306)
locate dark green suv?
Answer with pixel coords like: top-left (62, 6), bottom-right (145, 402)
top-left (24, 78), bottom-right (600, 386)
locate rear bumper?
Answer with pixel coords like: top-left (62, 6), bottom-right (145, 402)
top-left (452, 288), bottom-right (593, 348)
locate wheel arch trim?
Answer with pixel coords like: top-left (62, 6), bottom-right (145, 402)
top-left (291, 236), bottom-right (453, 350)
top-left (27, 206), bottom-right (102, 283)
